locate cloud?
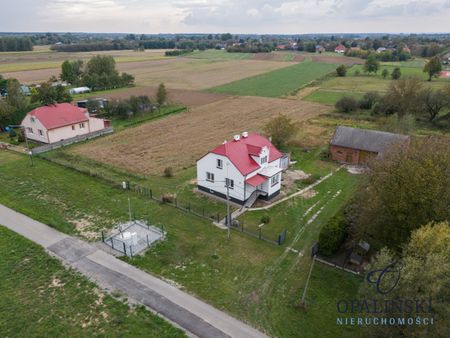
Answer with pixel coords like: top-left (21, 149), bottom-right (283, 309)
top-left (0, 0), bottom-right (449, 33)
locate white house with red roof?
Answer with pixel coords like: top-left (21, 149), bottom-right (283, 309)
top-left (334, 44), bottom-right (346, 53)
top-left (21, 103), bottom-right (109, 144)
top-left (197, 132), bottom-right (287, 206)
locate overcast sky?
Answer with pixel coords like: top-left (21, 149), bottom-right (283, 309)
top-left (1, 0), bottom-right (449, 34)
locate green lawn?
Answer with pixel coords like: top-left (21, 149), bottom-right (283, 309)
top-left (0, 150), bottom-right (362, 337)
top-left (303, 89), bottom-right (365, 105)
top-left (0, 226), bottom-right (184, 337)
top-left (209, 61), bottom-right (338, 97)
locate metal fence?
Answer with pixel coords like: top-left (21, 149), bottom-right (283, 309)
top-left (102, 220), bottom-right (164, 257)
top-left (32, 127), bottom-right (114, 154)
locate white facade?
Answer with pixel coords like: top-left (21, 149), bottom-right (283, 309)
top-left (21, 112), bottom-right (107, 144)
top-left (197, 142), bottom-right (283, 205)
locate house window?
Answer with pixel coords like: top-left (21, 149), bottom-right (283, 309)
top-left (261, 156), bottom-right (268, 164)
top-left (216, 159), bottom-right (223, 169)
top-left (206, 172), bottom-right (215, 182)
top-left (225, 178), bottom-right (234, 189)
top-left (30, 117), bottom-right (35, 123)
top-left (72, 125), bottom-right (75, 130)
top-left (271, 174), bottom-right (280, 187)
top-left (79, 123), bottom-right (85, 129)
top-left (38, 129), bottom-right (43, 136)
top-left (27, 127), bottom-right (33, 134)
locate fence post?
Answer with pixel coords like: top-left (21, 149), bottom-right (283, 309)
top-left (202, 208), bottom-right (205, 217)
top-left (101, 231), bottom-right (105, 242)
top-left (130, 245), bottom-right (133, 257)
top-left (241, 221), bottom-right (244, 232)
top-left (111, 239), bottom-right (115, 250)
top-left (150, 189), bottom-right (153, 199)
top-left (147, 234), bottom-right (150, 247)
top-left (123, 242), bottom-right (127, 255)
top-left (217, 213), bottom-right (220, 222)
top-left (259, 227), bottom-right (262, 240)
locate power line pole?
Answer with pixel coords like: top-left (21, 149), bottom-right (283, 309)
top-left (24, 128), bottom-right (33, 167)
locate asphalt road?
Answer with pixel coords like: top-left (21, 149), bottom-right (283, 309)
top-left (0, 204), bottom-right (269, 338)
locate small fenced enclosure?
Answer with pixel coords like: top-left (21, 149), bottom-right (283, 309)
top-left (102, 220), bottom-right (165, 257)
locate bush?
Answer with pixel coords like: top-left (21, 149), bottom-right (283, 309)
top-left (318, 213), bottom-right (347, 256)
top-left (260, 215), bottom-right (271, 224)
top-left (336, 64), bottom-right (347, 77)
top-left (335, 96), bottom-right (358, 113)
top-left (163, 166), bottom-right (173, 178)
top-left (381, 69), bottom-right (389, 79)
top-left (354, 69), bottom-right (360, 76)
top-left (391, 67), bottom-right (401, 80)
top-left (359, 91), bottom-right (381, 110)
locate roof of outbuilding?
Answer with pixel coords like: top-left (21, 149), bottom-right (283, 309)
top-left (330, 126), bottom-right (409, 153)
top-left (209, 133), bottom-right (283, 175)
top-left (27, 103), bottom-right (88, 130)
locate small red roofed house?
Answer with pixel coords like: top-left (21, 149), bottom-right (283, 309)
top-left (334, 44), bottom-right (346, 53)
top-left (21, 103), bottom-right (109, 144)
top-left (197, 132), bottom-right (289, 206)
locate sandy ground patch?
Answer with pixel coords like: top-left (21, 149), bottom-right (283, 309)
top-left (72, 96), bottom-right (329, 175)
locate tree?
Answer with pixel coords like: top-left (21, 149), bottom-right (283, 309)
top-left (0, 100), bottom-right (15, 127)
top-left (364, 54), bottom-right (379, 74)
top-left (0, 74), bottom-right (7, 95)
top-left (391, 67), bottom-right (401, 80)
top-left (263, 114), bottom-right (298, 148)
top-left (346, 137), bottom-right (450, 251)
top-left (383, 77), bottom-right (423, 117)
top-left (60, 60), bottom-right (83, 84)
top-left (31, 81), bottom-right (72, 106)
top-left (359, 222), bottom-right (450, 338)
top-left (5, 79), bottom-right (27, 112)
top-left (156, 83), bottom-right (167, 105)
top-left (423, 56), bottom-right (442, 81)
top-left (381, 68), bottom-right (389, 79)
top-left (335, 64), bottom-right (347, 77)
top-left (420, 88), bottom-right (448, 121)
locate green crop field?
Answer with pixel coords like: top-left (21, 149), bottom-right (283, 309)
top-left (209, 61), bottom-right (338, 97)
top-left (185, 49), bottom-right (252, 60)
top-left (0, 150), bottom-right (361, 337)
top-left (0, 226), bottom-right (184, 337)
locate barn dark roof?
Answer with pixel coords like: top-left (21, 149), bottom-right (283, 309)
top-left (330, 126), bottom-right (409, 153)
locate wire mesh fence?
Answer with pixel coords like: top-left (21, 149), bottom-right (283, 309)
top-left (102, 220), bottom-right (165, 257)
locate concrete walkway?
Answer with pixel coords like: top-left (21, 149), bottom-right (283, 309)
top-left (0, 204), bottom-right (268, 338)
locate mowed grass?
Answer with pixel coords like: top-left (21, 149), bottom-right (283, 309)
top-left (0, 226), bottom-right (185, 337)
top-left (209, 61), bottom-right (338, 97)
top-left (303, 89), bottom-right (365, 105)
top-left (0, 151), bottom-right (361, 337)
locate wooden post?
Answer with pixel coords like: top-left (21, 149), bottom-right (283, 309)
top-left (101, 231), bottom-right (105, 242)
top-left (123, 242), bottom-right (127, 255)
top-left (146, 234), bottom-right (150, 247)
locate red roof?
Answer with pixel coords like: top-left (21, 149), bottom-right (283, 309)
top-left (335, 44), bottom-right (346, 51)
top-left (28, 103), bottom-right (88, 130)
top-left (209, 133), bottom-right (283, 175)
top-left (246, 174), bottom-right (267, 187)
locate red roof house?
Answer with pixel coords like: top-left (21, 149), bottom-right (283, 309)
top-left (196, 132), bottom-right (287, 206)
top-left (21, 103), bottom-right (109, 144)
top-left (334, 44), bottom-right (346, 53)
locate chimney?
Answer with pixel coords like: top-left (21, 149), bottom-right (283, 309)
top-left (233, 135), bottom-right (240, 142)
top-left (242, 131), bottom-right (249, 138)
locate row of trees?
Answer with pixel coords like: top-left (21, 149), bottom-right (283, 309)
top-left (0, 37), bottom-right (33, 52)
top-left (60, 55), bottom-right (134, 90)
top-left (51, 41), bottom-right (136, 52)
top-left (336, 78), bottom-right (450, 122)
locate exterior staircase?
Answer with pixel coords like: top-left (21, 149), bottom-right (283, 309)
top-left (244, 190), bottom-right (266, 208)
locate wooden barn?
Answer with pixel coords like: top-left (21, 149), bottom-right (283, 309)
top-left (329, 126), bottom-right (410, 165)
